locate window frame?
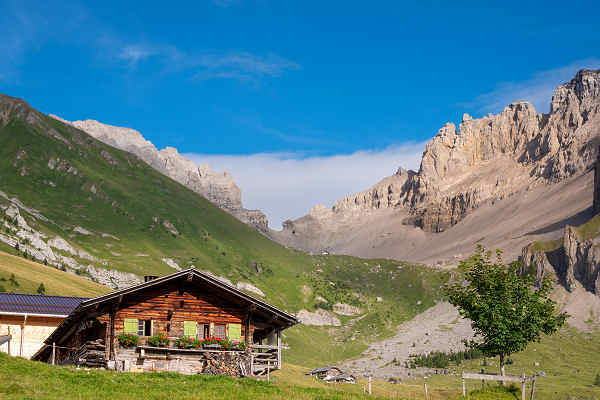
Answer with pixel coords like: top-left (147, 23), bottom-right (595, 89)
top-left (137, 319), bottom-right (153, 337)
top-left (213, 324), bottom-right (226, 339)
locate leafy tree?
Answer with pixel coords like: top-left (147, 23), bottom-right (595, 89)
top-left (37, 283), bottom-right (46, 295)
top-left (444, 245), bottom-right (567, 376)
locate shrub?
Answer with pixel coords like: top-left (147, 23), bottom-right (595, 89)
top-left (594, 373), bottom-right (600, 386)
top-left (407, 348), bottom-right (483, 369)
top-left (9, 273), bottom-right (19, 287)
top-left (148, 333), bottom-right (169, 347)
top-left (118, 333), bottom-right (139, 347)
top-left (37, 283), bottom-right (46, 294)
top-left (314, 301), bottom-right (332, 311)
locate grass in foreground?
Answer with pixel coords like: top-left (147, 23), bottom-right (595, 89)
top-left (0, 353), bottom-right (389, 400)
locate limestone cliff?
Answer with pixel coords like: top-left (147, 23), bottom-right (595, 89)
top-left (521, 224), bottom-right (600, 297)
top-left (48, 117), bottom-right (268, 232)
top-left (277, 69), bottom-right (600, 246)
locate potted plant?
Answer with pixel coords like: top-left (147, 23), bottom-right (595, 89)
top-left (148, 333), bottom-right (169, 347)
top-left (233, 341), bottom-right (246, 351)
top-left (202, 336), bottom-right (222, 349)
top-left (118, 333), bottom-right (139, 348)
top-left (174, 336), bottom-right (195, 349)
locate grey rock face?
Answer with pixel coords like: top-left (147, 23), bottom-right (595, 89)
top-left (520, 225), bottom-right (600, 296)
top-left (49, 117), bottom-right (268, 232)
top-left (279, 69), bottom-right (600, 242)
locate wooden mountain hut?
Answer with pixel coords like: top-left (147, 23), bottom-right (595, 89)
top-left (32, 268), bottom-right (298, 376)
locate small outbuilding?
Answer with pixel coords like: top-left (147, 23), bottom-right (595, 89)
top-left (306, 366), bottom-right (356, 384)
top-left (32, 268), bottom-right (298, 376)
top-left (0, 293), bottom-right (86, 359)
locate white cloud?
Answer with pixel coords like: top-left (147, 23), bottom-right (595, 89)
top-left (471, 59), bottom-right (600, 114)
top-left (185, 144), bottom-right (425, 229)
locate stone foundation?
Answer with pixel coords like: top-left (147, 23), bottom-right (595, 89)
top-left (110, 346), bottom-right (252, 376)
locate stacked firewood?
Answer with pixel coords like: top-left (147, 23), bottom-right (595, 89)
top-left (74, 339), bottom-right (106, 368)
top-left (201, 351), bottom-right (250, 377)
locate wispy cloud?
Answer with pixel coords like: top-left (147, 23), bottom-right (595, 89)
top-left (185, 144), bottom-right (425, 229)
top-left (231, 114), bottom-right (337, 146)
top-left (470, 58), bottom-right (600, 114)
top-left (118, 45), bottom-right (161, 66)
top-left (113, 42), bottom-right (300, 82)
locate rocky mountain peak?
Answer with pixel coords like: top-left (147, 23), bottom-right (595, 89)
top-left (50, 115), bottom-right (268, 232)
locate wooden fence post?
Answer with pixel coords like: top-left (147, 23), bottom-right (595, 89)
top-left (521, 373), bottom-right (526, 400)
top-left (368, 376), bottom-right (372, 395)
top-left (462, 377), bottom-right (466, 397)
top-left (424, 381), bottom-right (428, 399)
top-left (530, 377), bottom-right (536, 400)
top-left (52, 342), bottom-right (56, 365)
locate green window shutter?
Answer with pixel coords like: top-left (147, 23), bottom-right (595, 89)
top-left (228, 323), bottom-right (241, 342)
top-left (184, 321), bottom-right (197, 337)
top-left (123, 318), bottom-right (138, 334)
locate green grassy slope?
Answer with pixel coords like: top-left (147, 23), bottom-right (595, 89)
top-left (0, 94), bottom-right (448, 366)
top-left (0, 249), bottom-right (109, 297)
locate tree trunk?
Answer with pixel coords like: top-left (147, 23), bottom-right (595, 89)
top-left (499, 353), bottom-right (505, 385)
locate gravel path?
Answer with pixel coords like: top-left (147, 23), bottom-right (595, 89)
top-left (342, 302), bottom-right (474, 380)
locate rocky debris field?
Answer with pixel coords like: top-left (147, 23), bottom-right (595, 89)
top-left (343, 302), bottom-right (474, 380)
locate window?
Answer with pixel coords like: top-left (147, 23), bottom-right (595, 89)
top-left (202, 324), bottom-right (210, 339)
top-left (214, 324), bottom-right (226, 339)
top-left (137, 320), bottom-right (152, 336)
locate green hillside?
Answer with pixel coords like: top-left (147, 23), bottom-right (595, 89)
top-left (0, 249), bottom-right (109, 297)
top-left (0, 94), bottom-right (448, 366)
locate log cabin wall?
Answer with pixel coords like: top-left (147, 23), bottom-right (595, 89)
top-left (109, 283), bottom-right (251, 341)
top-left (90, 281), bottom-right (255, 360)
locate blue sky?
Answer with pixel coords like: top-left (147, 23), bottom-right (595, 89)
top-left (2, 0), bottom-right (600, 227)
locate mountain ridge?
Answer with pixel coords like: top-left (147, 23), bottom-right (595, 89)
top-left (273, 69), bottom-right (600, 262)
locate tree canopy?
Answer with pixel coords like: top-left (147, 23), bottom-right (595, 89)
top-left (445, 246), bottom-right (568, 374)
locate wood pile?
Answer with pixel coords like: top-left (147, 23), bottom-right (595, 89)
top-left (74, 339), bottom-right (106, 368)
top-left (201, 351), bottom-right (251, 377)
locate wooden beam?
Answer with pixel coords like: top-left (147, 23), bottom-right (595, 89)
top-left (109, 310), bottom-right (116, 361)
top-left (462, 372), bottom-right (528, 383)
top-left (276, 330), bottom-right (281, 370)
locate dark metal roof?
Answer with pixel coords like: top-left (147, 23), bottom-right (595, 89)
top-left (0, 293), bottom-right (88, 316)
